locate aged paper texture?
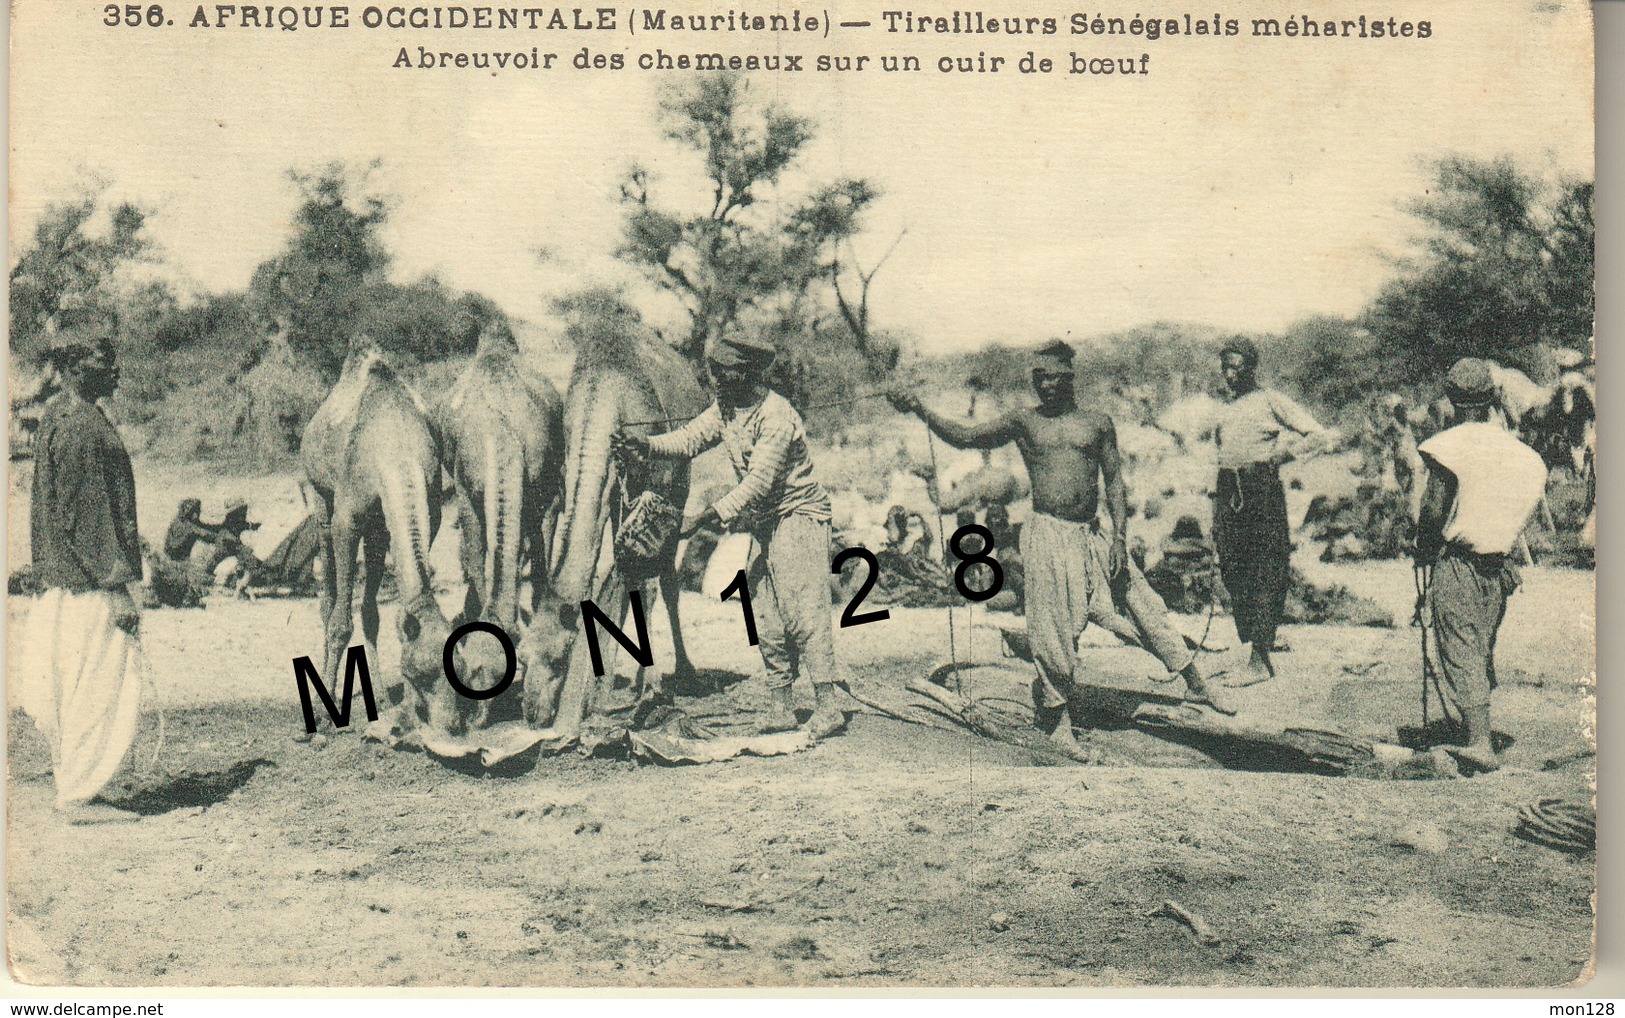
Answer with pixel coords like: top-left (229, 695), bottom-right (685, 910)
top-left (7, 0), bottom-right (1595, 988)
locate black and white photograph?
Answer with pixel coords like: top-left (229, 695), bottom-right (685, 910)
top-left (5, 0), bottom-right (1598, 990)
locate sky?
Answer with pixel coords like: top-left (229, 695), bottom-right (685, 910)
top-left (8, 0), bottom-right (1595, 355)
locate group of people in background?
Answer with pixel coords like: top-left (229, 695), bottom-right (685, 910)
top-left (148, 496), bottom-right (262, 605)
top-left (20, 309), bottom-right (1554, 821)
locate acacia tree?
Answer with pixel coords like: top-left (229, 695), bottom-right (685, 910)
top-left (1364, 156), bottom-right (1594, 377)
top-left (248, 162), bottom-right (392, 380)
top-left (9, 185), bottom-right (153, 363)
top-left (616, 73), bottom-right (894, 374)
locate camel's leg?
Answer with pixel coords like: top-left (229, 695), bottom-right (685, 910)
top-left (586, 569), bottom-right (629, 714)
top-left (528, 494), bottom-right (560, 619)
top-left (455, 487), bottom-right (486, 624)
top-left (659, 562), bottom-right (695, 683)
top-left (312, 486), bottom-right (338, 650)
top-left (663, 464), bottom-right (696, 682)
top-left (415, 482), bottom-right (462, 734)
top-left (324, 507), bottom-right (362, 693)
top-left (630, 575), bottom-right (663, 704)
top-left (360, 522), bottom-right (387, 671)
top-left (297, 486), bottom-right (343, 739)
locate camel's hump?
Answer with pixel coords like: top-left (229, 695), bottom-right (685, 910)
top-left (302, 351), bottom-right (436, 485)
top-left (436, 357), bottom-right (562, 462)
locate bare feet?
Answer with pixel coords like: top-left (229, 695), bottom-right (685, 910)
top-left (805, 707), bottom-right (847, 741)
top-left (60, 803), bottom-right (142, 825)
top-left (761, 686), bottom-right (798, 735)
top-left (1046, 706), bottom-right (1081, 750)
top-left (1224, 647), bottom-right (1275, 688)
top-left (1443, 743), bottom-right (1500, 774)
top-left (758, 708), bottom-right (800, 735)
top-left (1183, 678), bottom-right (1237, 716)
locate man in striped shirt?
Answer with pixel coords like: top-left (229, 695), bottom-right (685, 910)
top-left (614, 335), bottom-right (845, 740)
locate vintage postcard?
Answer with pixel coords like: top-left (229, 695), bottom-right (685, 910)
top-left (6, 0), bottom-right (1595, 989)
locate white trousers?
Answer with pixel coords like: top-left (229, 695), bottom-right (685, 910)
top-left (16, 589), bottom-right (145, 809)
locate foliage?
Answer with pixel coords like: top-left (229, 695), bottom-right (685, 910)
top-left (9, 184), bottom-right (153, 364)
top-left (360, 279), bottom-right (497, 363)
top-left (20, 165), bottom-right (502, 465)
top-left (1270, 317), bottom-right (1414, 425)
top-left (614, 73), bottom-right (893, 378)
top-left (247, 162), bottom-right (392, 379)
top-left (1363, 156), bottom-right (1593, 375)
top-left (553, 286), bottom-right (655, 367)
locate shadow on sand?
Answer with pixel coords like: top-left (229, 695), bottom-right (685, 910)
top-left (106, 758), bottom-right (277, 815)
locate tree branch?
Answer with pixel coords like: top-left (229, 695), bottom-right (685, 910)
top-left (661, 261), bottom-right (703, 299)
top-left (863, 228), bottom-right (908, 286)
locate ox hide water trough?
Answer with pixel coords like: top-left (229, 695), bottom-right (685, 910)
top-left (847, 640), bottom-right (1460, 779)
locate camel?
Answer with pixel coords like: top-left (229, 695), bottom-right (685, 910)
top-left (301, 340), bottom-right (457, 734)
top-left (519, 320), bottom-right (707, 735)
top-left (433, 318), bottom-right (564, 721)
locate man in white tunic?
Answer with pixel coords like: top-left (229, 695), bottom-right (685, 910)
top-left (1415, 358), bottom-right (1547, 773)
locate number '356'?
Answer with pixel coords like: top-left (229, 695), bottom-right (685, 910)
top-left (104, 4), bottom-right (167, 26)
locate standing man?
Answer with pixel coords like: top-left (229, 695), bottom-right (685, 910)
top-left (1212, 337), bottom-right (1335, 685)
top-left (20, 313), bottom-right (147, 824)
top-left (614, 335), bottom-right (845, 740)
top-left (889, 340), bottom-right (1233, 749)
top-left (1414, 358), bottom-right (1547, 772)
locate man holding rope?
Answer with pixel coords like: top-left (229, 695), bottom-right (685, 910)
top-left (888, 340), bottom-right (1234, 750)
top-left (1414, 358), bottom-right (1546, 773)
top-left (19, 309), bottom-right (148, 824)
top-left (614, 334), bottom-right (846, 741)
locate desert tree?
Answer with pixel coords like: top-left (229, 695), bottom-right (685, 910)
top-left (248, 161), bottom-right (392, 380)
top-left (615, 73), bottom-right (898, 384)
top-left (1364, 156), bottom-right (1593, 379)
top-left (9, 183), bottom-right (154, 364)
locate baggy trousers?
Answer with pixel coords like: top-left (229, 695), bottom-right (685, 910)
top-left (1431, 546), bottom-right (1517, 715)
top-left (750, 514), bottom-right (837, 692)
top-left (16, 588), bottom-right (145, 809)
top-left (1021, 512), bottom-right (1190, 711)
top-left (1213, 463), bottom-right (1291, 649)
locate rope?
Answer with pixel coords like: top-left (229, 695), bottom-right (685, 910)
top-left (137, 645), bottom-right (165, 775)
top-left (1413, 562), bottom-right (1451, 732)
top-left (923, 428), bottom-right (957, 680)
top-left (617, 389), bottom-right (894, 431)
top-left (1175, 584), bottom-right (1223, 676)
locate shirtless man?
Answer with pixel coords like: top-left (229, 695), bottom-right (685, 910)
top-left (889, 340), bottom-right (1233, 746)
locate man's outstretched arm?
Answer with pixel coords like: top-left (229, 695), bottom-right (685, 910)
top-left (888, 391), bottom-right (1020, 450)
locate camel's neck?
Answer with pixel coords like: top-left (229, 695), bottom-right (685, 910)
top-left (551, 370), bottom-right (656, 602)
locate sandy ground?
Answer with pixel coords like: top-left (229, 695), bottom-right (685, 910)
top-left (4, 461), bottom-right (1597, 988)
top-left (5, 573), bottom-right (1596, 988)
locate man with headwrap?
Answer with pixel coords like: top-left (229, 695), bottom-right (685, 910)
top-left (1415, 358), bottom-right (1547, 773)
top-left (890, 340), bottom-right (1234, 749)
top-left (1212, 337), bottom-right (1335, 685)
top-left (19, 309), bottom-right (147, 823)
top-left (614, 334), bottom-right (845, 740)
top-left (163, 497), bottom-right (210, 562)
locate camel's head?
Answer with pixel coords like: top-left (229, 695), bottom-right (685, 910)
top-left (517, 593), bottom-right (579, 728)
top-left (446, 617), bottom-right (519, 709)
top-left (397, 595), bottom-right (455, 700)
